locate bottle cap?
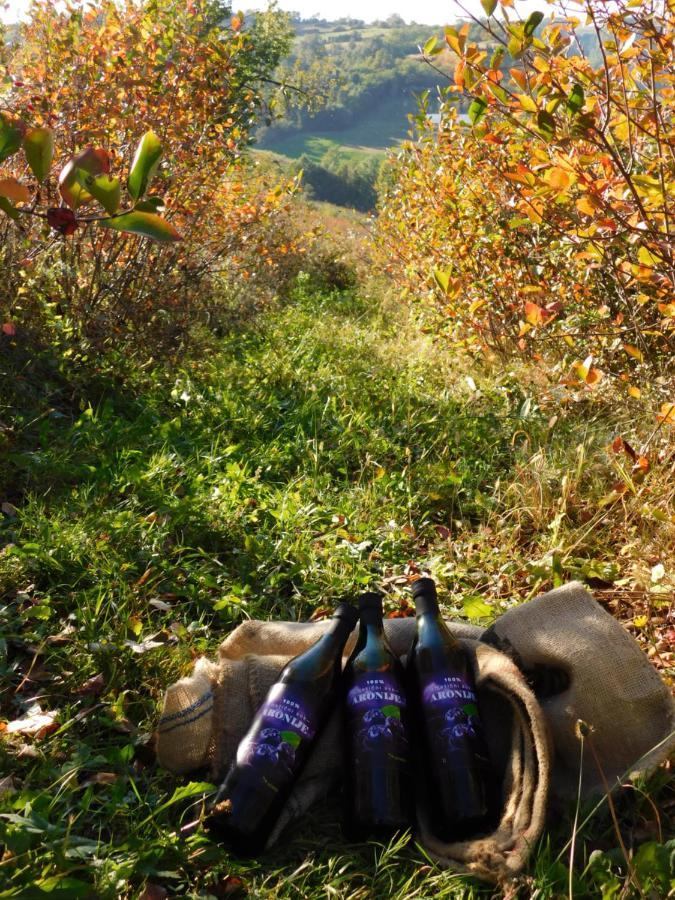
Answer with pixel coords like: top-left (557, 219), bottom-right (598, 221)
top-left (358, 592), bottom-right (383, 613)
top-left (410, 577), bottom-right (439, 615)
top-left (333, 602), bottom-right (359, 630)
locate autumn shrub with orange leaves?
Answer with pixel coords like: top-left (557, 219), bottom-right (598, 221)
top-left (0, 0), bottom-right (297, 355)
top-left (377, 0), bottom-right (674, 417)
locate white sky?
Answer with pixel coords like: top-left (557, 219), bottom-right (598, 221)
top-left (2, 0), bottom-right (550, 26)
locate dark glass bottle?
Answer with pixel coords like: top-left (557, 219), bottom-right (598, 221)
top-left (205, 602), bottom-right (358, 855)
top-left (407, 578), bottom-right (490, 842)
top-left (343, 592), bottom-right (412, 840)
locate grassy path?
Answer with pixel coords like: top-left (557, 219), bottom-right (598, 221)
top-left (0, 283), bottom-right (671, 897)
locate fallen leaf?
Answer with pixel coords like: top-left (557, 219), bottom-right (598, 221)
top-left (656, 402), bottom-right (675, 425)
top-left (124, 635), bottom-right (166, 654)
top-left (74, 673), bottom-right (105, 696)
top-left (214, 875), bottom-right (248, 898)
top-left (651, 563), bottom-right (665, 583)
top-left (631, 456), bottom-right (650, 480)
top-left (149, 598), bottom-right (172, 611)
top-left (3, 704), bottom-right (58, 738)
top-left (80, 771), bottom-right (119, 787)
top-left (1, 322), bottom-right (16, 337)
top-left (136, 567), bottom-right (153, 587)
top-left (309, 607), bottom-right (333, 621)
top-left (46, 624), bottom-right (77, 645)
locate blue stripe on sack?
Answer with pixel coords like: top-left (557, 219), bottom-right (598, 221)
top-left (158, 689), bottom-right (213, 726)
top-left (157, 701), bottom-right (214, 735)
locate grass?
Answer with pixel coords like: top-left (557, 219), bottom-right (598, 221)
top-left (260, 95), bottom-right (422, 158)
top-left (0, 277), bottom-right (673, 897)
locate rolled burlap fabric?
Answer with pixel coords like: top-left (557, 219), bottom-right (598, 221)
top-left (156, 583), bottom-right (675, 883)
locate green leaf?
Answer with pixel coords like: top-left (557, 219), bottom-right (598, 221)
top-left (524, 11), bottom-right (544, 37)
top-left (462, 594), bottom-right (493, 620)
top-left (59, 147), bottom-right (110, 210)
top-left (537, 110), bottom-right (556, 140)
top-left (566, 84), bottom-right (585, 115)
top-left (82, 174), bottom-right (121, 215)
top-left (101, 210), bottom-right (182, 243)
top-left (462, 703), bottom-right (478, 716)
top-left (423, 35), bottom-right (440, 56)
top-left (128, 131), bottom-right (162, 200)
top-left (481, 0), bottom-right (498, 15)
top-left (381, 705), bottom-right (401, 719)
top-left (159, 781), bottom-right (214, 812)
top-left (468, 96), bottom-right (488, 125)
top-left (432, 268), bottom-right (451, 293)
top-left (0, 112), bottom-right (25, 163)
top-left (135, 195), bottom-right (165, 213)
top-left (280, 730), bottom-right (302, 748)
top-left (0, 196), bottom-right (19, 220)
top-left (23, 127), bottom-right (54, 182)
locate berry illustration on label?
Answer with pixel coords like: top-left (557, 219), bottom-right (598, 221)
top-left (347, 674), bottom-right (408, 761)
top-left (238, 685), bottom-right (316, 789)
top-left (421, 673), bottom-right (483, 759)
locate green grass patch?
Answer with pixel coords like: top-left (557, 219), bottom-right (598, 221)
top-left (261, 95), bottom-right (422, 158)
top-left (0, 280), bottom-right (672, 897)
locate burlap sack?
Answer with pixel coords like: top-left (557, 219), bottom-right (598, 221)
top-left (156, 583), bottom-right (675, 882)
top-left (481, 582), bottom-right (675, 803)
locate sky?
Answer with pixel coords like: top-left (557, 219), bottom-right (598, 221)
top-left (1, 0), bottom-right (545, 26)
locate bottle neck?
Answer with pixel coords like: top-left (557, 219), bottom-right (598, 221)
top-left (360, 604), bottom-right (384, 629)
top-left (325, 613), bottom-right (357, 650)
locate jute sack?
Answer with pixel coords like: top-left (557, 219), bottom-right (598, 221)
top-left (481, 581), bottom-right (675, 803)
top-left (156, 583), bottom-right (675, 883)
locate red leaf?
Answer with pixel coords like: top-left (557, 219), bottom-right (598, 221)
top-left (2, 322), bottom-right (16, 336)
top-left (47, 207), bottom-right (79, 236)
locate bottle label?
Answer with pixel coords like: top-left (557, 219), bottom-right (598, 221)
top-left (346, 672), bottom-right (408, 761)
top-left (420, 672), bottom-right (482, 760)
top-left (237, 683), bottom-right (318, 790)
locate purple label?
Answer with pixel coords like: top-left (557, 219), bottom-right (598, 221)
top-left (420, 672), bottom-right (481, 760)
top-left (238, 683), bottom-right (317, 790)
top-left (346, 672), bottom-right (408, 759)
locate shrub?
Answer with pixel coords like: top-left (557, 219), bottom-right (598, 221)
top-left (0, 0), bottom-right (296, 358)
top-left (377, 0), bottom-right (674, 393)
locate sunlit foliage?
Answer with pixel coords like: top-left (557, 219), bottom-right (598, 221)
top-left (378, 0), bottom-right (674, 393)
top-left (0, 0), bottom-right (297, 354)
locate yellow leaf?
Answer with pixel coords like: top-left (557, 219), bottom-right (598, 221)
top-left (657, 402), bottom-right (675, 425)
top-left (517, 94), bottom-right (538, 112)
top-left (546, 166), bottom-right (570, 190)
top-left (637, 246), bottom-right (660, 268)
top-left (628, 386), bottom-right (641, 399)
top-left (658, 302), bottom-right (675, 317)
top-left (576, 195), bottom-right (600, 216)
top-left (633, 615), bottom-right (648, 628)
top-left (525, 300), bottom-right (544, 326)
top-left (622, 343), bottom-right (643, 362)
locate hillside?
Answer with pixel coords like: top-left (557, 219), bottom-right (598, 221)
top-left (254, 15), bottom-right (459, 210)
